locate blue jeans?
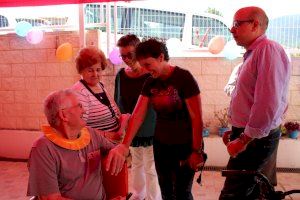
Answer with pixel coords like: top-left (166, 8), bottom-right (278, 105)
top-left (153, 140), bottom-right (195, 200)
top-left (219, 126), bottom-right (281, 200)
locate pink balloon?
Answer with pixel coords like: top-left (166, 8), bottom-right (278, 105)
top-left (109, 47), bottom-right (122, 65)
top-left (26, 29), bottom-right (44, 44)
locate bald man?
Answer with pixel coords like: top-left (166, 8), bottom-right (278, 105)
top-left (219, 7), bottom-right (291, 199)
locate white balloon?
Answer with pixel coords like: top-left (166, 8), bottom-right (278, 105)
top-left (222, 40), bottom-right (241, 60)
top-left (166, 38), bottom-right (182, 56)
top-left (208, 36), bottom-right (226, 54)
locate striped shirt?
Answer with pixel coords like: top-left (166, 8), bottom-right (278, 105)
top-left (72, 81), bottom-right (120, 132)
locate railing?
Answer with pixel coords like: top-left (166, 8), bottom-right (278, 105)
top-left (0, 3), bottom-right (299, 56)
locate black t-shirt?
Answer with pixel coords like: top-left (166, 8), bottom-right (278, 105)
top-left (141, 66), bottom-right (200, 144)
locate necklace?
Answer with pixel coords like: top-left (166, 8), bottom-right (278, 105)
top-left (42, 125), bottom-right (91, 150)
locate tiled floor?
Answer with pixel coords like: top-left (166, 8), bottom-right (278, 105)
top-left (1, 161), bottom-right (300, 200)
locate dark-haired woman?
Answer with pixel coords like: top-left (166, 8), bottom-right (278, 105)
top-left (109, 38), bottom-right (205, 199)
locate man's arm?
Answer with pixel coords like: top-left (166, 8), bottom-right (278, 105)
top-left (244, 44), bottom-right (290, 138)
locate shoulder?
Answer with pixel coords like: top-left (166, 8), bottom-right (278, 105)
top-left (71, 81), bottom-right (90, 97)
top-left (71, 81), bottom-right (83, 91)
top-left (174, 66), bottom-right (194, 79)
top-left (31, 136), bottom-right (56, 155)
top-left (256, 37), bottom-right (285, 53)
top-left (174, 66), bottom-right (191, 75)
top-left (116, 68), bottom-right (125, 76)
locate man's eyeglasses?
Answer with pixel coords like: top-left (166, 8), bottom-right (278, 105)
top-left (119, 52), bottom-right (135, 60)
top-left (232, 20), bottom-right (254, 28)
top-left (61, 103), bottom-right (82, 110)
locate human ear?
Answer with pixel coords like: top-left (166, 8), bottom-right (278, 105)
top-left (252, 20), bottom-right (260, 31)
top-left (58, 109), bottom-right (68, 122)
top-left (159, 53), bottom-right (164, 62)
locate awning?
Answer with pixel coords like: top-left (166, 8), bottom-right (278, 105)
top-left (0, 0), bottom-right (128, 7)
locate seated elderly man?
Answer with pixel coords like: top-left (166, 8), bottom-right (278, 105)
top-left (27, 89), bottom-right (127, 200)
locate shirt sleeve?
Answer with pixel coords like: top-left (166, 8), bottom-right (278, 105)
top-left (180, 68), bottom-right (200, 98)
top-left (114, 69), bottom-right (125, 113)
top-left (141, 76), bottom-right (153, 97)
top-left (27, 139), bottom-right (60, 196)
top-left (89, 127), bottom-right (116, 153)
top-left (244, 43), bottom-right (290, 138)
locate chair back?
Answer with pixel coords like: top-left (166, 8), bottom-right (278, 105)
top-left (101, 156), bottom-right (128, 199)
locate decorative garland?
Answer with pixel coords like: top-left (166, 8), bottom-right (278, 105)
top-left (42, 125), bottom-right (90, 150)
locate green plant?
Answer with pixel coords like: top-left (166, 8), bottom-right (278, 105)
top-left (203, 120), bottom-right (211, 129)
top-left (214, 108), bottom-right (229, 128)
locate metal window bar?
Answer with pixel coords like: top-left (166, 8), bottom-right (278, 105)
top-left (0, 3), bottom-right (299, 54)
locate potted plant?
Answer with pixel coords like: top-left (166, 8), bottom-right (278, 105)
top-left (202, 120), bottom-right (211, 137)
top-left (283, 121), bottom-right (300, 139)
top-left (214, 108), bottom-right (230, 136)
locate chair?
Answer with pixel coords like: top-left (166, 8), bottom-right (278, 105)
top-left (101, 155), bottom-right (130, 200)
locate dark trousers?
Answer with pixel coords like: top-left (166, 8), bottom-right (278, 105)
top-left (219, 126), bottom-right (281, 200)
top-left (153, 140), bottom-right (195, 200)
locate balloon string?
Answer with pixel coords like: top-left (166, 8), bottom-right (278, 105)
top-left (199, 28), bottom-right (210, 48)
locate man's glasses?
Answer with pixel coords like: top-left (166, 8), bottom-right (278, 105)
top-left (232, 20), bottom-right (254, 28)
top-left (60, 103), bottom-right (82, 110)
top-left (119, 51), bottom-right (135, 60)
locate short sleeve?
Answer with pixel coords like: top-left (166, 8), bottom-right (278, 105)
top-left (180, 68), bottom-right (200, 98)
top-left (89, 127), bottom-right (116, 154)
top-left (27, 138), bottom-right (60, 196)
top-left (141, 76), bottom-right (153, 97)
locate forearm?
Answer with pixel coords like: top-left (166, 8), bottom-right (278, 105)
top-left (191, 118), bottom-right (203, 151)
top-left (122, 114), bottom-right (145, 147)
top-left (122, 95), bottom-right (149, 147)
top-left (185, 94), bottom-right (204, 151)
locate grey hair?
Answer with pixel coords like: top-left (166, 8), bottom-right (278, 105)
top-left (43, 89), bottom-right (76, 127)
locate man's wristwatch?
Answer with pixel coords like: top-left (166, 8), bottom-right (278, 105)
top-left (239, 132), bottom-right (253, 145)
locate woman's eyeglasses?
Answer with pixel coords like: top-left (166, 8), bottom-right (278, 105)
top-left (119, 51), bottom-right (135, 60)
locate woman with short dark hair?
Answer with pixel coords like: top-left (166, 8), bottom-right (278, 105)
top-left (111, 38), bottom-right (205, 199)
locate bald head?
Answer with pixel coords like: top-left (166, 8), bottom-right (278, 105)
top-left (236, 6), bottom-right (269, 32)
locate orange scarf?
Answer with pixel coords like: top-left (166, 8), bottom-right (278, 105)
top-left (42, 125), bottom-right (91, 150)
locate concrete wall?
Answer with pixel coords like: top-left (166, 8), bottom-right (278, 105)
top-left (1, 30), bottom-right (299, 131)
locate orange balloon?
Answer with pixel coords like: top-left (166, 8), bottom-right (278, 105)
top-left (208, 36), bottom-right (226, 54)
top-left (56, 42), bottom-right (73, 61)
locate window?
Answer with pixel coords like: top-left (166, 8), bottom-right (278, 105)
top-left (0, 15), bottom-right (9, 28)
top-left (192, 15), bottom-right (232, 47)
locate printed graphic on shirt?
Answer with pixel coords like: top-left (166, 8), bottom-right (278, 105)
top-left (150, 86), bottom-right (182, 113)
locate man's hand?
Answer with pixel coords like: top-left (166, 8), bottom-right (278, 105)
top-left (105, 144), bottom-right (129, 176)
top-left (222, 130), bottom-right (232, 145)
top-left (187, 152), bottom-right (205, 171)
top-left (226, 132), bottom-right (253, 157)
top-left (226, 138), bottom-right (247, 158)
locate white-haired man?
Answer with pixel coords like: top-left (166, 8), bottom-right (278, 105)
top-left (27, 89), bottom-right (126, 200)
